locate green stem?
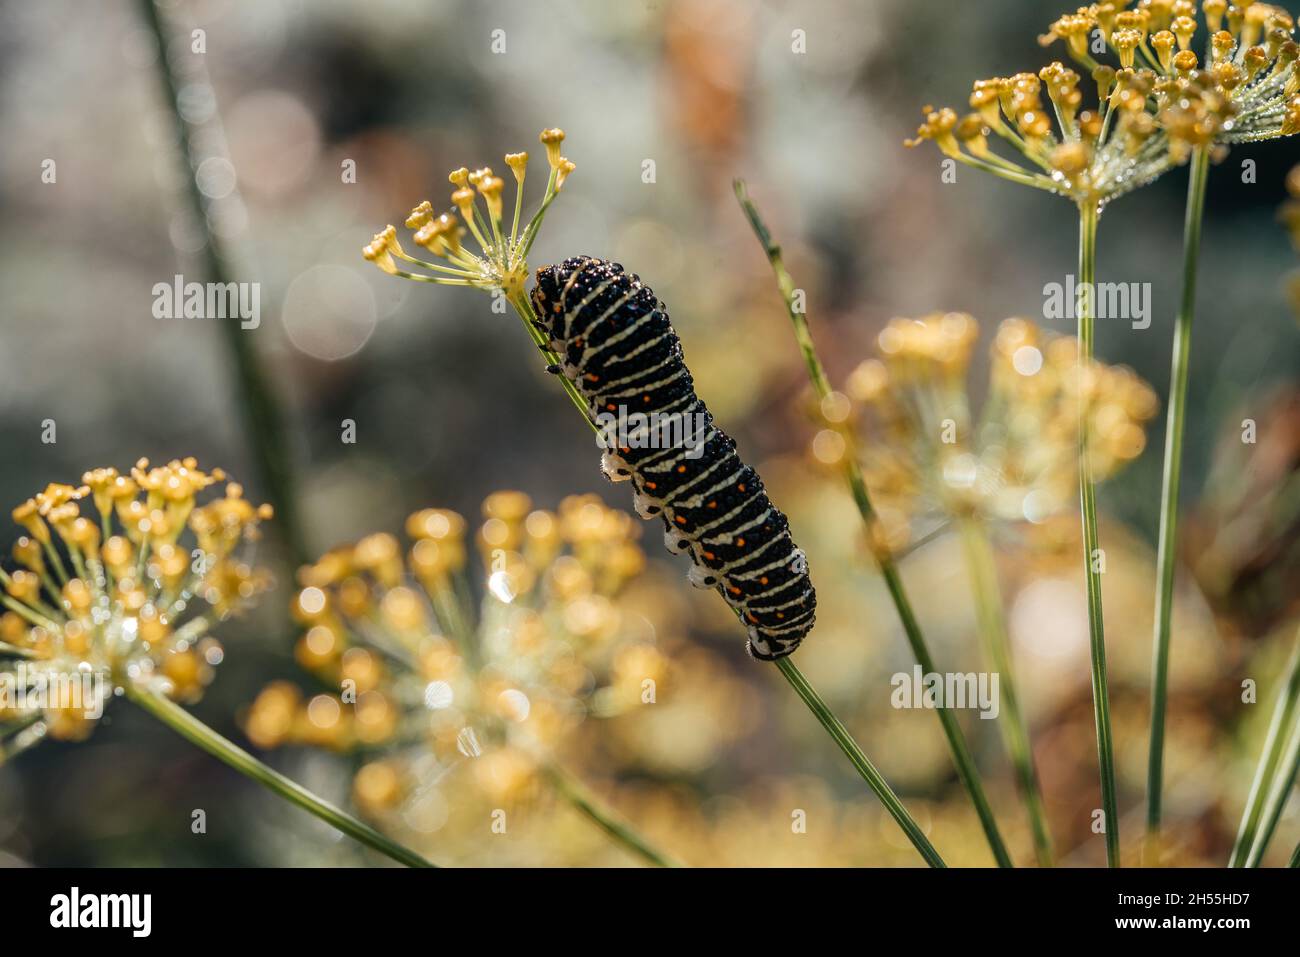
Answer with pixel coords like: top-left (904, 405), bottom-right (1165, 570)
top-left (956, 517), bottom-right (1055, 866)
top-left (543, 761), bottom-right (681, 867)
top-left (507, 291), bottom-right (601, 435)
top-left (126, 684), bottom-right (434, 868)
top-left (735, 180), bottom-right (1013, 867)
top-left (775, 657), bottom-right (946, 867)
top-left (1229, 629), bottom-right (1300, 867)
top-left (1077, 200), bottom-right (1120, 868)
top-left (138, 0), bottom-right (308, 567)
top-left (1246, 715), bottom-right (1300, 868)
top-left (1148, 146), bottom-right (1211, 839)
top-left (1290, 842), bottom-right (1300, 868)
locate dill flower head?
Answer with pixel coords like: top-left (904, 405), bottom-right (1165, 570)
top-left (0, 459), bottom-right (272, 753)
top-left (820, 315), bottom-right (1158, 549)
top-left (245, 492), bottom-right (659, 820)
top-left (362, 128), bottom-right (575, 301)
top-left (907, 1), bottom-right (1299, 208)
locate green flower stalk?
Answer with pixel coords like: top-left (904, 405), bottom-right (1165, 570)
top-left (734, 181), bottom-right (1010, 867)
top-left (1229, 628), bottom-right (1300, 867)
top-left (364, 132), bottom-right (944, 866)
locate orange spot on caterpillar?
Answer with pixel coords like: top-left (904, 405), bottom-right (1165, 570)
top-left (707, 501), bottom-right (717, 509)
top-left (746, 612), bottom-right (758, 623)
top-left (736, 537), bottom-right (746, 547)
top-left (703, 550), bottom-right (716, 560)
top-left (738, 483), bottom-right (746, 492)
top-left (777, 612), bottom-right (785, 620)
top-left (606, 404), bottom-right (617, 412)
top-left (643, 394), bottom-right (651, 403)
top-left (729, 586), bottom-right (742, 596)
top-left (677, 465), bottom-right (687, 473)
top-left (760, 576), bottom-right (769, 585)
top-left (675, 516), bottom-right (687, 525)
top-left (586, 373), bottom-right (600, 382)
top-left (646, 481), bottom-right (657, 490)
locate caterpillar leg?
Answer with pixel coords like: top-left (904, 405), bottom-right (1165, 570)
top-left (662, 522), bottom-right (693, 556)
top-left (632, 490), bottom-right (662, 519)
top-left (686, 563), bottom-right (719, 589)
top-left (600, 449), bottom-right (633, 483)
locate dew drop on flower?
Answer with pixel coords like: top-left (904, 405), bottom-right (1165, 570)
top-left (456, 726), bottom-right (482, 758)
top-left (1012, 345), bottom-right (1043, 376)
top-left (488, 570), bottom-right (516, 604)
top-left (306, 694), bottom-right (341, 729)
top-left (423, 680), bottom-right (454, 710)
top-left (498, 688), bottom-right (531, 722)
top-left (942, 453), bottom-right (979, 489)
top-left (1021, 489), bottom-right (1053, 524)
top-left (297, 586), bottom-right (327, 616)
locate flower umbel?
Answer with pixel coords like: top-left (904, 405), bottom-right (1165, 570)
top-left (246, 493), bottom-right (656, 822)
top-left (0, 459), bottom-right (271, 756)
top-left (821, 315), bottom-right (1158, 550)
top-left (363, 128), bottom-right (575, 300)
top-left (907, 1), bottom-right (1300, 207)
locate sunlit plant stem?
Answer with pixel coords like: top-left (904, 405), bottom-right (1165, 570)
top-left (735, 180), bottom-right (1011, 868)
top-left (775, 657), bottom-right (945, 867)
top-left (138, 0), bottom-right (306, 566)
top-left (1076, 201), bottom-right (1120, 868)
top-left (957, 518), bottom-right (1054, 867)
top-left (1148, 146), bottom-right (1211, 841)
top-left (127, 684), bottom-right (434, 868)
top-left (1229, 630), bottom-right (1300, 868)
top-left (543, 761), bottom-right (681, 867)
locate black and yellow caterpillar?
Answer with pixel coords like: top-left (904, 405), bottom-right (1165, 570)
top-left (531, 256), bottom-right (815, 660)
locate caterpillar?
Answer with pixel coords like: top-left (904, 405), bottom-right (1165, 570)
top-left (530, 256), bottom-right (816, 660)
top-left (363, 129), bottom-right (815, 658)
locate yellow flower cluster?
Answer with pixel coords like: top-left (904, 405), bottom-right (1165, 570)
top-left (814, 316), bottom-right (1158, 549)
top-left (907, 1), bottom-right (1299, 207)
top-left (1, 459), bottom-right (271, 751)
top-left (363, 128), bottom-right (575, 300)
top-left (244, 492), bottom-right (661, 819)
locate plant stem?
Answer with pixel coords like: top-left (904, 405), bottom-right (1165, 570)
top-left (543, 761), bottom-right (681, 867)
top-left (1229, 629), bottom-right (1300, 867)
top-left (956, 517), bottom-right (1055, 866)
top-left (126, 683), bottom-right (434, 868)
top-left (1246, 719), bottom-right (1300, 868)
top-left (735, 180), bottom-right (1013, 867)
top-left (138, 0), bottom-right (307, 567)
top-left (775, 656), bottom-right (946, 867)
top-left (1147, 146), bottom-right (1211, 839)
top-left (507, 292), bottom-right (601, 435)
top-left (1077, 200), bottom-right (1120, 868)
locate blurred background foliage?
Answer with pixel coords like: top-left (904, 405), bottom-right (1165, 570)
top-left (1, 0), bottom-right (1297, 866)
